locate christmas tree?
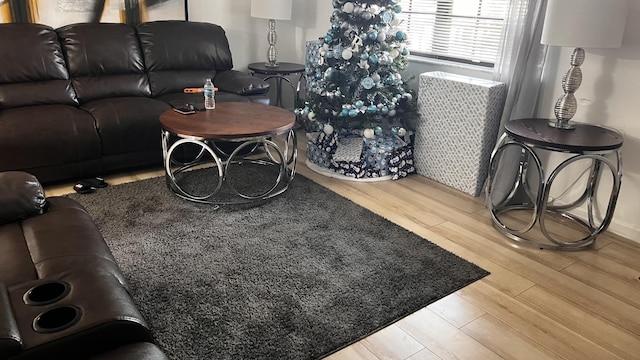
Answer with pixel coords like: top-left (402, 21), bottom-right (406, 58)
top-left (297, 0), bottom-right (416, 132)
top-left (298, 0), bottom-right (417, 180)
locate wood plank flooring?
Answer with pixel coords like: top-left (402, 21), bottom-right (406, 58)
top-left (44, 130), bottom-right (640, 359)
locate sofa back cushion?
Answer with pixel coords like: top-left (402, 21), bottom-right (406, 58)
top-left (0, 23), bottom-right (78, 109)
top-left (57, 23), bottom-right (152, 103)
top-left (137, 21), bottom-right (233, 97)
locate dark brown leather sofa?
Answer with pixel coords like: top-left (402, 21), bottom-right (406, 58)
top-left (0, 171), bottom-right (167, 359)
top-left (0, 21), bottom-right (270, 184)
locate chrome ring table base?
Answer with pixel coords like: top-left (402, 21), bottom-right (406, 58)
top-left (161, 129), bottom-right (297, 207)
top-left (486, 132), bottom-right (622, 250)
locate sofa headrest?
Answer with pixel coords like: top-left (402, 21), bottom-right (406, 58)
top-left (57, 23), bottom-right (152, 102)
top-left (0, 172), bottom-right (46, 226)
top-left (0, 23), bottom-right (78, 108)
top-left (137, 21), bottom-right (234, 72)
top-left (137, 21), bottom-right (234, 97)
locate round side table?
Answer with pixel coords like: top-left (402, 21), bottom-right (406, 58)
top-left (486, 118), bottom-right (623, 250)
top-left (248, 62), bottom-right (305, 109)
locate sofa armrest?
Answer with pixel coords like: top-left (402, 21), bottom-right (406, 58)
top-left (0, 171), bottom-right (46, 225)
top-left (0, 282), bottom-right (21, 358)
top-left (214, 70), bottom-right (270, 96)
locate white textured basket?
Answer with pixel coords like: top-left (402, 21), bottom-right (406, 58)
top-left (415, 71), bottom-right (506, 196)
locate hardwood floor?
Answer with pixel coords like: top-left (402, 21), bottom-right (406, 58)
top-left (44, 130), bottom-right (640, 360)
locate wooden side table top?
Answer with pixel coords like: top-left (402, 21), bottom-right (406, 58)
top-left (505, 118), bottom-right (624, 152)
top-left (159, 102), bottom-right (295, 140)
top-left (248, 62), bottom-right (305, 76)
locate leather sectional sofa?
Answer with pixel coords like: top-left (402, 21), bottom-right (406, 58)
top-left (0, 20), bottom-right (270, 184)
top-left (0, 171), bottom-right (167, 359)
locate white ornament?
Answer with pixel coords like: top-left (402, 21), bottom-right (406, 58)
top-left (342, 49), bottom-right (353, 60)
top-left (397, 127), bottom-right (406, 136)
top-left (323, 124), bottom-right (334, 135)
top-left (371, 73), bottom-right (381, 83)
top-left (308, 111), bottom-right (316, 120)
top-left (388, 109), bottom-right (396, 117)
top-left (390, 49), bottom-right (400, 58)
top-left (343, 2), bottom-right (355, 13)
top-left (363, 128), bottom-right (375, 138)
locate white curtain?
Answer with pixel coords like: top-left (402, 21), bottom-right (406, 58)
top-left (486, 0), bottom-right (548, 201)
top-left (493, 0), bottom-right (549, 129)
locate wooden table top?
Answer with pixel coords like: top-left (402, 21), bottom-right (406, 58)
top-left (159, 102), bottom-right (295, 140)
top-left (505, 118), bottom-right (623, 152)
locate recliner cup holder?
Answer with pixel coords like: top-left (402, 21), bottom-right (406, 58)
top-left (23, 281), bottom-right (71, 305)
top-left (32, 305), bottom-right (82, 333)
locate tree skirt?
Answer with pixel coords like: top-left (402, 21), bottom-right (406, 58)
top-left (306, 130), bottom-right (415, 181)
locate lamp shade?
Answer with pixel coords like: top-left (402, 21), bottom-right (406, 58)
top-left (541, 0), bottom-right (628, 48)
top-left (251, 0), bottom-right (292, 21)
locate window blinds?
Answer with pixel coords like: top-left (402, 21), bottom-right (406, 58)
top-left (398, 0), bottom-right (509, 67)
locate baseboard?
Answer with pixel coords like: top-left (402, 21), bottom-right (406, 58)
top-left (571, 208), bottom-right (640, 244)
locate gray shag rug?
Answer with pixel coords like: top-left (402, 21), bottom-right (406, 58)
top-left (68, 170), bottom-right (488, 359)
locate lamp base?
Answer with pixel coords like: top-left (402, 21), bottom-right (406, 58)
top-left (265, 19), bottom-right (279, 68)
top-left (548, 119), bottom-right (576, 129)
top-left (548, 47), bottom-right (584, 131)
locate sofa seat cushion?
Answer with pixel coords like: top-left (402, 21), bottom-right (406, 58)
top-left (0, 105), bottom-right (101, 171)
top-left (81, 97), bottom-right (171, 156)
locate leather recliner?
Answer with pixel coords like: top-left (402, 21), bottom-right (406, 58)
top-left (0, 171), bottom-right (168, 359)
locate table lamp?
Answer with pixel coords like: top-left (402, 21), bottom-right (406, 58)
top-left (541, 0), bottom-right (628, 129)
top-left (251, 0), bottom-right (292, 68)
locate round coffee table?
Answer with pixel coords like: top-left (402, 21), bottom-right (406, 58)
top-left (159, 102), bottom-right (297, 206)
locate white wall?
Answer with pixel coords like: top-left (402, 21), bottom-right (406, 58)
top-left (188, 0), bottom-right (640, 242)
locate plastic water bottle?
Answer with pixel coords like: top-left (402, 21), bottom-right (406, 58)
top-left (204, 78), bottom-right (215, 109)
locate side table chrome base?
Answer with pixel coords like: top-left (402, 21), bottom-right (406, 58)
top-left (486, 133), bottom-right (622, 250)
top-left (161, 129), bottom-right (297, 206)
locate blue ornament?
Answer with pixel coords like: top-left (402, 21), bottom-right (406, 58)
top-left (324, 35), bottom-right (332, 42)
top-left (395, 31), bottom-right (406, 40)
top-left (367, 105), bottom-right (378, 114)
top-left (355, 100), bottom-right (364, 108)
top-left (341, 108), bottom-right (349, 116)
top-left (382, 10), bottom-right (394, 24)
top-left (381, 106), bottom-right (389, 114)
top-left (368, 54), bottom-right (379, 64)
top-left (368, 31), bottom-right (378, 41)
top-left (401, 47), bottom-right (410, 56)
top-left (374, 126), bottom-right (383, 135)
top-left (361, 77), bottom-right (375, 90)
top-left (394, 5), bottom-right (402, 13)
top-left (360, 53), bottom-right (369, 60)
top-left (348, 109), bottom-right (358, 117)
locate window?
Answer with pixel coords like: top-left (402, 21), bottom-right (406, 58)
top-left (398, 0), bottom-right (509, 67)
